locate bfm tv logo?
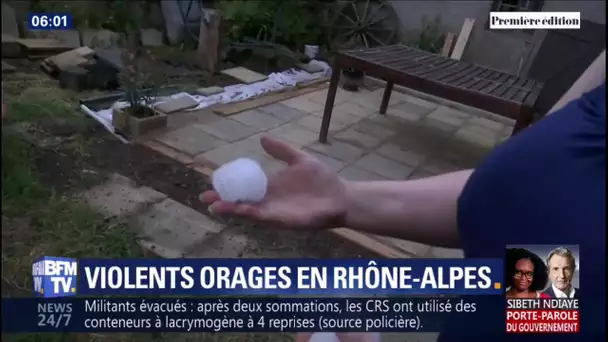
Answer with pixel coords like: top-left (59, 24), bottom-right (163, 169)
top-left (32, 256), bottom-right (77, 298)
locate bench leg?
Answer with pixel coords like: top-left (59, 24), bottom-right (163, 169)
top-left (512, 108), bottom-right (535, 135)
top-left (379, 82), bottom-right (394, 114)
top-left (319, 62), bottom-right (342, 144)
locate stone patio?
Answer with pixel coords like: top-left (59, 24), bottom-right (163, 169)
top-left (75, 84), bottom-right (511, 342)
top-left (149, 85), bottom-right (514, 258)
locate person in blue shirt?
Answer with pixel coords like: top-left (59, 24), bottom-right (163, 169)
top-left (201, 50), bottom-right (605, 341)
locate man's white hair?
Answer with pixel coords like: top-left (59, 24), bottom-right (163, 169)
top-left (546, 247), bottom-right (577, 270)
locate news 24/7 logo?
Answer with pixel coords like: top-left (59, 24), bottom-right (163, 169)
top-left (32, 257), bottom-right (77, 298)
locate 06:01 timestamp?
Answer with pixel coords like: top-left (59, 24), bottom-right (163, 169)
top-left (27, 13), bottom-right (72, 30)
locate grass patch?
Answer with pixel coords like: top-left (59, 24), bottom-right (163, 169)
top-left (1, 131), bottom-right (140, 297)
top-left (2, 82), bottom-right (294, 342)
top-left (4, 86), bottom-right (84, 124)
top-left (2, 85), bottom-right (139, 296)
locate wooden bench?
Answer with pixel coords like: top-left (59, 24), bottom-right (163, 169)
top-left (319, 44), bottom-right (545, 143)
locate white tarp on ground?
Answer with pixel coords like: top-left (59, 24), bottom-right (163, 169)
top-left (81, 62), bottom-right (331, 144)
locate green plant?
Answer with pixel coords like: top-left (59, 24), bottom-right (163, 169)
top-left (103, 0), bottom-right (145, 33)
top-left (413, 15), bottom-right (446, 54)
top-left (119, 47), bottom-right (160, 118)
top-left (219, 0), bottom-right (325, 50)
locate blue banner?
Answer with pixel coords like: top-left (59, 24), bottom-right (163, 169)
top-left (27, 13), bottom-right (73, 30)
top-left (2, 297), bottom-right (498, 333)
top-left (33, 258), bottom-right (504, 297)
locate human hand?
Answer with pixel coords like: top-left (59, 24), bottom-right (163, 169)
top-left (200, 136), bottom-right (349, 230)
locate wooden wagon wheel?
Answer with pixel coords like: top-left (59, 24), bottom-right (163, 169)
top-left (326, 0), bottom-right (400, 50)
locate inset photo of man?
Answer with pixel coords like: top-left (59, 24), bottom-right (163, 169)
top-left (542, 246), bottom-right (579, 299)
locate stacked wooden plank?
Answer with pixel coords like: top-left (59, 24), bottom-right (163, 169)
top-left (40, 46), bottom-right (96, 77)
top-left (17, 38), bottom-right (75, 60)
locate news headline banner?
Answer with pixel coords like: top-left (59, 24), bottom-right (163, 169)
top-left (2, 297), bottom-right (489, 333)
top-left (34, 258), bottom-right (504, 296)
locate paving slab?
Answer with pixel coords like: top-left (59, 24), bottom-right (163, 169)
top-left (327, 102), bottom-right (375, 118)
top-left (338, 165), bottom-right (387, 181)
top-left (420, 159), bottom-right (461, 175)
top-left (156, 125), bottom-right (227, 156)
top-left (407, 169), bottom-right (436, 180)
top-left (426, 247), bottom-right (465, 258)
top-left (427, 106), bottom-right (471, 127)
top-left (351, 118), bottom-right (398, 139)
top-left (139, 240), bottom-right (184, 258)
top-left (353, 153), bottom-right (414, 180)
top-left (195, 118), bottom-right (259, 142)
top-left (155, 96), bottom-right (199, 114)
top-left (267, 123), bottom-right (319, 147)
top-left (258, 102), bottom-right (309, 122)
top-left (230, 109), bottom-right (285, 131)
top-left (196, 143), bottom-right (272, 169)
top-left (79, 173), bottom-right (167, 219)
top-left (294, 115), bottom-right (350, 134)
top-left (166, 109), bottom-right (219, 130)
top-left (187, 226), bottom-right (256, 258)
top-left (460, 121), bottom-right (503, 139)
top-left (455, 126), bottom-right (499, 149)
top-left (280, 97), bottom-right (325, 114)
top-left (307, 141), bottom-right (366, 163)
top-left (348, 88), bottom-right (408, 111)
top-left (230, 134), bottom-right (292, 175)
top-left (384, 237), bottom-right (431, 257)
top-left (375, 143), bottom-right (426, 168)
top-left (385, 101), bottom-right (434, 122)
top-left (221, 66), bottom-right (267, 84)
top-left (421, 116), bottom-right (461, 133)
top-left (196, 86), bottom-right (224, 96)
top-left (439, 142), bottom-right (488, 169)
top-left (300, 88), bottom-right (354, 106)
top-left (334, 128), bottom-right (383, 150)
top-left (134, 198), bottom-right (224, 254)
top-left (467, 116), bottom-right (505, 131)
top-left (230, 133), bottom-right (271, 155)
top-left (330, 110), bottom-right (365, 127)
top-left (400, 93), bottom-right (440, 110)
top-left (302, 150), bottom-right (346, 172)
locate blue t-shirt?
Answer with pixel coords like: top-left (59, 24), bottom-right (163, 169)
top-left (440, 83), bottom-right (606, 340)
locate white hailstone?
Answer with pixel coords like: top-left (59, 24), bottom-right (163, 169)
top-left (212, 158), bottom-right (268, 203)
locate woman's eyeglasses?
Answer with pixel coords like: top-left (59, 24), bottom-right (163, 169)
top-left (514, 270), bottom-right (533, 279)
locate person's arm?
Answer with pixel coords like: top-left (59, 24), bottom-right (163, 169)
top-left (547, 49), bottom-right (605, 115)
top-left (341, 170), bottom-right (472, 249)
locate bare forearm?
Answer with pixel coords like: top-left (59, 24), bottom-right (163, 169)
top-left (342, 170), bottom-right (473, 248)
top-left (548, 50), bottom-right (605, 115)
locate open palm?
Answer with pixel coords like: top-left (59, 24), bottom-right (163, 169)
top-left (200, 136), bottom-right (348, 229)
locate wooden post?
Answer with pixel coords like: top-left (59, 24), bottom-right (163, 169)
top-left (440, 32), bottom-right (456, 57)
top-left (197, 8), bottom-right (221, 74)
top-left (451, 18), bottom-right (475, 60)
